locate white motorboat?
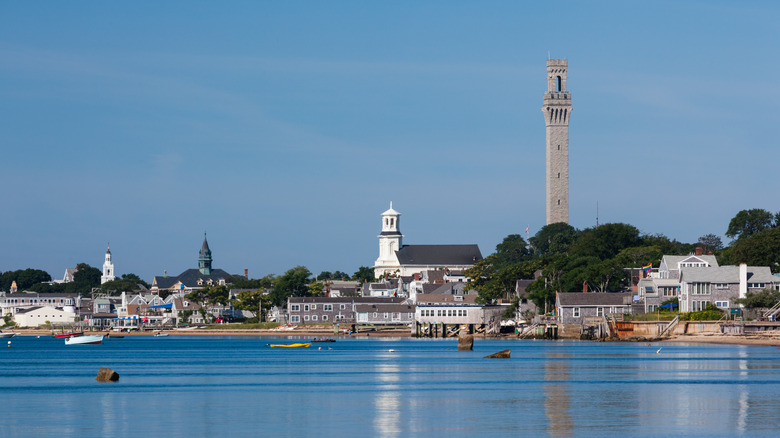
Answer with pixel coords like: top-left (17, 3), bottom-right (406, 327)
top-left (0, 332), bottom-right (16, 338)
top-left (64, 335), bottom-right (104, 345)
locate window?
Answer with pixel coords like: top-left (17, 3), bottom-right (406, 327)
top-left (748, 283), bottom-right (765, 289)
top-left (715, 301), bottom-right (729, 308)
top-left (290, 304), bottom-right (300, 312)
top-left (340, 304), bottom-right (346, 310)
top-left (323, 304), bottom-right (333, 311)
top-left (311, 304), bottom-right (317, 310)
top-left (556, 76), bottom-right (561, 92)
top-left (596, 307), bottom-right (604, 317)
top-left (557, 199), bottom-right (561, 205)
top-left (322, 315), bottom-right (328, 321)
top-left (715, 283), bottom-right (729, 289)
top-left (311, 315), bottom-right (318, 321)
top-left (304, 315), bottom-right (310, 321)
top-left (383, 313), bottom-right (389, 319)
top-left (690, 283), bottom-right (711, 295)
top-left (463, 310), bottom-right (468, 317)
top-left (304, 305), bottom-right (309, 311)
top-left (573, 307), bottom-right (580, 318)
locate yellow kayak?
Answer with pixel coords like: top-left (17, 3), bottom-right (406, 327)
top-left (269, 343), bottom-right (311, 348)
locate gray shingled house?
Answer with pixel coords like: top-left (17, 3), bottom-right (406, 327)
top-left (555, 292), bottom-right (634, 325)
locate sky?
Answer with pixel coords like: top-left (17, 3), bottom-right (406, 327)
top-left (1, 1), bottom-right (779, 282)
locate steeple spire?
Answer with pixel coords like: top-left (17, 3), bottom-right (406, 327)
top-left (199, 233), bottom-right (213, 275)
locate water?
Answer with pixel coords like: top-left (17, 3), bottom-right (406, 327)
top-left (2, 336), bottom-right (780, 437)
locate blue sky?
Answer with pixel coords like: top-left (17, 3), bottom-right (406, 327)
top-left (2, 1), bottom-right (778, 282)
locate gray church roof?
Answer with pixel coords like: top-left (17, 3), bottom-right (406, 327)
top-left (395, 244), bottom-right (482, 265)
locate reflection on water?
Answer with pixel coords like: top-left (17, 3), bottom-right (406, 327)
top-left (374, 361), bottom-right (402, 437)
top-left (544, 352), bottom-right (572, 437)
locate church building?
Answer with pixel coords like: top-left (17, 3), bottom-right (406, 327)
top-left (151, 234), bottom-right (235, 294)
top-left (373, 203), bottom-right (482, 278)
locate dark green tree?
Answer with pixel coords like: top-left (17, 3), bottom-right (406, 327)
top-left (726, 209), bottom-right (775, 241)
top-left (697, 234), bottom-right (724, 253)
top-left (271, 266), bottom-right (312, 306)
top-left (352, 266), bottom-right (376, 283)
top-left (66, 263), bottom-right (101, 295)
top-left (493, 234), bottom-right (532, 268)
top-left (724, 227), bottom-right (780, 273)
top-left (0, 268), bottom-right (52, 291)
top-left (569, 223), bottom-right (642, 260)
top-left (735, 289), bottom-right (780, 308)
top-left (529, 223), bottom-right (578, 257)
top-left (332, 271), bottom-right (350, 280)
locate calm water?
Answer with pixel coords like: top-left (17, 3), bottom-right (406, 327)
top-left (2, 336), bottom-right (780, 437)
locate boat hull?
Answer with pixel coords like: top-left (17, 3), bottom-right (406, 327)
top-left (64, 335), bottom-right (104, 345)
top-left (269, 343), bottom-right (311, 348)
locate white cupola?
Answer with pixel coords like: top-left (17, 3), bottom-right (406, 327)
top-left (101, 244), bottom-right (116, 284)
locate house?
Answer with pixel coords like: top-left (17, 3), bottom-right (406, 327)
top-left (678, 263), bottom-right (780, 312)
top-left (355, 303), bottom-right (416, 326)
top-left (555, 292), bottom-right (634, 325)
top-left (287, 296), bottom-right (405, 324)
top-left (13, 306), bottom-right (77, 327)
top-left (0, 293), bottom-right (79, 317)
top-left (373, 203), bottom-right (482, 278)
top-left (658, 249), bottom-right (719, 279)
top-left (150, 235), bottom-right (237, 294)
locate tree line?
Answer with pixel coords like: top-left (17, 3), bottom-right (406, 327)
top-left (465, 208), bottom-right (780, 311)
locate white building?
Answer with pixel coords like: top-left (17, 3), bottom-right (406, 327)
top-left (13, 306), bottom-right (77, 327)
top-left (101, 245), bottom-right (116, 284)
top-left (372, 203), bottom-right (482, 278)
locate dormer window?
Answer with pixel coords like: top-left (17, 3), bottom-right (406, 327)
top-left (197, 279), bottom-right (203, 286)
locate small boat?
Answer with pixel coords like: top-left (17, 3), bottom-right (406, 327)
top-left (65, 335), bottom-right (104, 345)
top-left (268, 343), bottom-right (311, 348)
top-left (311, 338), bottom-right (336, 343)
top-left (54, 332), bottom-right (83, 338)
top-left (0, 332), bottom-right (16, 339)
top-left (154, 332), bottom-right (169, 337)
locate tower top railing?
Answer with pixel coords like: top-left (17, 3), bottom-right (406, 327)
top-left (546, 59), bottom-right (567, 66)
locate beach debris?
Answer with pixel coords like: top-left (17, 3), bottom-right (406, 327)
top-left (458, 334), bottom-right (474, 351)
top-left (96, 368), bottom-right (120, 382)
top-left (484, 349), bottom-right (511, 359)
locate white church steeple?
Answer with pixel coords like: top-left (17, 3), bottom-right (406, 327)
top-left (374, 202), bottom-right (403, 278)
top-left (101, 244), bottom-right (116, 284)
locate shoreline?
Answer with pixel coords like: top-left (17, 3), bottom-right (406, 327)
top-left (8, 327), bottom-right (780, 346)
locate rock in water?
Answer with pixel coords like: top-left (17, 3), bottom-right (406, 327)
top-left (458, 334), bottom-right (474, 351)
top-left (484, 349), bottom-right (511, 359)
top-left (96, 368), bottom-right (120, 382)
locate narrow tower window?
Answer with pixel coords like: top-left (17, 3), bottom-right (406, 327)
top-left (557, 200), bottom-right (561, 205)
top-left (557, 145), bottom-right (560, 150)
top-left (556, 76), bottom-right (562, 92)
top-left (557, 173), bottom-right (560, 179)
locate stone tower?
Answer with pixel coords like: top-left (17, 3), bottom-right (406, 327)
top-left (198, 233), bottom-right (213, 275)
top-left (542, 59), bottom-right (572, 225)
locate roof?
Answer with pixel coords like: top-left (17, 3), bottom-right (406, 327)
top-left (556, 292), bottom-right (633, 307)
top-left (395, 244), bottom-right (482, 266)
top-left (681, 266), bottom-right (778, 283)
top-left (416, 293), bottom-right (478, 305)
top-left (355, 303), bottom-right (416, 313)
top-left (289, 296), bottom-right (405, 304)
top-left (661, 255), bottom-right (719, 270)
top-left (425, 283), bottom-right (476, 295)
top-left (153, 268), bottom-right (233, 289)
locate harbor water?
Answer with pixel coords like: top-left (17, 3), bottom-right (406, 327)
top-left (2, 336), bottom-right (780, 437)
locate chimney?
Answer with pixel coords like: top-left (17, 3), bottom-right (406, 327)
top-left (739, 263), bottom-right (748, 303)
top-left (695, 247), bottom-right (703, 256)
top-left (582, 280), bottom-right (588, 293)
top-left (244, 268), bottom-right (248, 279)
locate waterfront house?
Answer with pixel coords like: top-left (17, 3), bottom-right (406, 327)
top-left (678, 263), bottom-right (780, 312)
top-left (355, 303), bottom-right (416, 326)
top-left (555, 292), bottom-right (634, 325)
top-left (287, 296), bottom-right (405, 324)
